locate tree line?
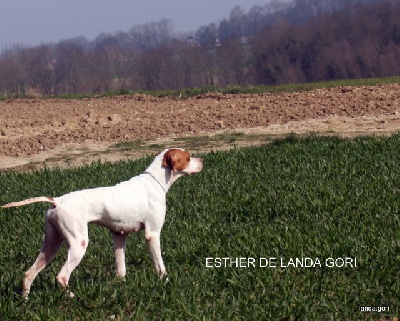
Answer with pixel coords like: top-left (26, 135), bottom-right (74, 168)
top-left (0, 0), bottom-right (399, 96)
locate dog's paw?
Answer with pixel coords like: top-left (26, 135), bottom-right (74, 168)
top-left (159, 269), bottom-right (167, 279)
top-left (21, 291), bottom-right (29, 301)
top-left (67, 289), bottom-right (75, 298)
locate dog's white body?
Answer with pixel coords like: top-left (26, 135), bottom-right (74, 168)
top-left (1, 148), bottom-right (203, 298)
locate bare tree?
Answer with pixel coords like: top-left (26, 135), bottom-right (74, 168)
top-left (195, 23), bottom-right (218, 49)
top-left (0, 57), bottom-right (22, 94)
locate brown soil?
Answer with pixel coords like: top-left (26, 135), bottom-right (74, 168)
top-left (1, 83), bottom-right (400, 171)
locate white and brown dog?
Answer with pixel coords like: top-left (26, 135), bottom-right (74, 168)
top-left (1, 148), bottom-right (203, 298)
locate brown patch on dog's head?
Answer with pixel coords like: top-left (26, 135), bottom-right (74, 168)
top-left (162, 148), bottom-right (191, 172)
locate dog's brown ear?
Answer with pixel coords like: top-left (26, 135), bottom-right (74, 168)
top-left (162, 148), bottom-right (191, 173)
top-left (162, 149), bottom-right (176, 170)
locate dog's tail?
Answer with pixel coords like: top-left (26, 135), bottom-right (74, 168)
top-left (1, 197), bottom-right (56, 208)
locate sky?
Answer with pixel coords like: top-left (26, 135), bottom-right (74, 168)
top-left (0, 0), bottom-right (268, 49)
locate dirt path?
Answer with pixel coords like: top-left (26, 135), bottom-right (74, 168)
top-left (1, 83), bottom-right (399, 171)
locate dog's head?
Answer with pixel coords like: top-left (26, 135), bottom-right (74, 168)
top-left (162, 148), bottom-right (203, 175)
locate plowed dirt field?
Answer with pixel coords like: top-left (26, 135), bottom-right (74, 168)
top-left (1, 83), bottom-right (400, 171)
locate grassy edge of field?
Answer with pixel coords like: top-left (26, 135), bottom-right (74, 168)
top-left (1, 76), bottom-right (400, 101)
top-left (0, 130), bottom-right (355, 173)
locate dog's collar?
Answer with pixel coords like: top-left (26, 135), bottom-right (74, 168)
top-left (144, 171), bottom-right (167, 193)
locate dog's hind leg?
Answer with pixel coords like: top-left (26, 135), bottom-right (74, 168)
top-left (56, 225), bottom-right (89, 297)
top-left (57, 236), bottom-right (89, 297)
top-left (22, 216), bottom-right (63, 299)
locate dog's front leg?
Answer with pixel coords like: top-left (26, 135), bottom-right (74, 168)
top-left (145, 231), bottom-right (166, 279)
top-left (112, 232), bottom-right (129, 278)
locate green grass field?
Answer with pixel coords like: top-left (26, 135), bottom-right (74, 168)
top-left (0, 135), bottom-right (399, 320)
